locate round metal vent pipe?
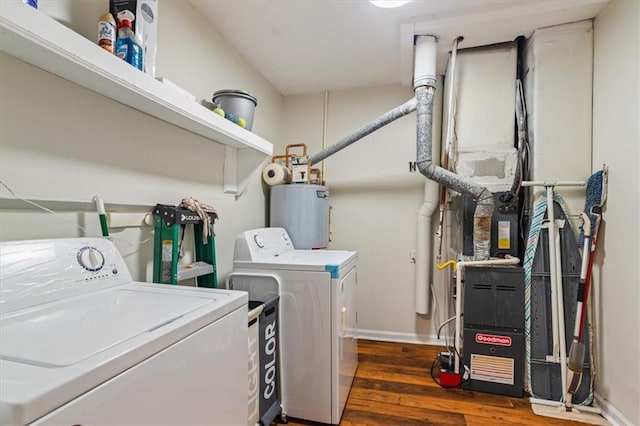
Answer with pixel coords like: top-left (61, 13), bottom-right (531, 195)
top-left (414, 35), bottom-right (493, 261)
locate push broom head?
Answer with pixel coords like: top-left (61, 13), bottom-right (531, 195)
top-left (579, 165), bottom-right (608, 250)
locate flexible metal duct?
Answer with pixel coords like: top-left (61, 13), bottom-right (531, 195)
top-left (414, 36), bottom-right (493, 260)
top-left (306, 36), bottom-right (493, 261)
top-left (308, 98), bottom-right (417, 166)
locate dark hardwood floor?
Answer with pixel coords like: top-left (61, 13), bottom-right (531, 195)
top-left (281, 339), bottom-right (579, 425)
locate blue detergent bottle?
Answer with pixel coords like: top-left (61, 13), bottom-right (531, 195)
top-left (115, 10), bottom-right (143, 71)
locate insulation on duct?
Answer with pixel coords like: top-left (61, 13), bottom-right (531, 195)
top-left (413, 35), bottom-right (494, 261)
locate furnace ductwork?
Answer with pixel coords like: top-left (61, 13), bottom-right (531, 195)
top-left (305, 36), bottom-right (494, 262)
top-left (414, 35), bottom-right (493, 261)
top-left (308, 98), bottom-right (417, 166)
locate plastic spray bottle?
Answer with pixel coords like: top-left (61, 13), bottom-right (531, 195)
top-left (115, 10), bottom-right (143, 71)
top-left (98, 12), bottom-right (116, 54)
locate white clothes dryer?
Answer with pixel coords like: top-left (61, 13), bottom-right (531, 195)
top-left (229, 227), bottom-right (358, 425)
top-left (0, 238), bottom-right (248, 426)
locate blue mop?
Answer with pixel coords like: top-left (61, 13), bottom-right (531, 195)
top-left (566, 165), bottom-right (608, 411)
top-left (579, 167), bottom-right (607, 251)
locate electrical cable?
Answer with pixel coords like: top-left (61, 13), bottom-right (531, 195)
top-left (437, 314), bottom-right (465, 360)
top-left (437, 315), bottom-right (453, 354)
top-left (430, 281), bottom-right (440, 334)
top-left (437, 314), bottom-right (457, 339)
top-left (0, 180), bottom-right (152, 253)
top-left (1, 180), bottom-right (88, 233)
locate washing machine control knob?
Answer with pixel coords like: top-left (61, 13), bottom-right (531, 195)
top-left (253, 234), bottom-right (265, 248)
top-left (77, 246), bottom-right (105, 272)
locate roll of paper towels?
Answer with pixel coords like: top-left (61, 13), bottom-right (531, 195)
top-left (262, 163), bottom-right (290, 186)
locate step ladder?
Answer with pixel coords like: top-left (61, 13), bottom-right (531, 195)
top-left (152, 204), bottom-right (218, 287)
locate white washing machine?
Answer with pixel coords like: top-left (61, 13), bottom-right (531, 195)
top-left (229, 227), bottom-right (358, 425)
top-left (0, 238), bottom-right (248, 426)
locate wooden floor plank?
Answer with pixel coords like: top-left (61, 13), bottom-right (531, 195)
top-left (463, 414), bottom-right (521, 426)
top-left (347, 386), bottom-right (401, 405)
top-left (358, 353), bottom-right (431, 369)
top-left (399, 393), bottom-right (577, 425)
top-left (346, 397), bottom-right (467, 425)
top-left (276, 340), bottom-right (593, 425)
top-left (342, 409), bottom-right (432, 426)
top-left (353, 376), bottom-right (515, 408)
top-left (357, 361), bottom-right (434, 377)
top-left (355, 363), bottom-right (436, 387)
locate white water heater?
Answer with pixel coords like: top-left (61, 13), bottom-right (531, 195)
top-left (270, 184), bottom-right (329, 249)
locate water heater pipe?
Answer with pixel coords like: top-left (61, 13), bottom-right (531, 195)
top-left (414, 168), bottom-right (439, 314)
top-left (322, 90), bottom-right (329, 182)
top-left (414, 35), bottom-right (493, 260)
top-left (437, 37), bottom-right (461, 262)
top-left (419, 37), bottom-right (461, 315)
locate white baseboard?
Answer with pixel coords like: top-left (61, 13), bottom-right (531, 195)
top-left (355, 329), bottom-right (445, 346)
top-left (595, 394), bottom-right (634, 426)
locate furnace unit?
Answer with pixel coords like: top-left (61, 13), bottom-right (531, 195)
top-left (462, 266), bottom-right (524, 397)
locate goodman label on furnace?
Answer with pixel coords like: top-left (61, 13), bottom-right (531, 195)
top-left (475, 333), bottom-right (512, 346)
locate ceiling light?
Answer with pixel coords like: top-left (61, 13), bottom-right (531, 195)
top-left (369, 0), bottom-right (411, 8)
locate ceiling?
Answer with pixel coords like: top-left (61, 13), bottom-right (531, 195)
top-left (191, 0), bottom-right (608, 96)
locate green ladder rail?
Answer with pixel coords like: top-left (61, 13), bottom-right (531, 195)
top-left (152, 204), bottom-right (218, 288)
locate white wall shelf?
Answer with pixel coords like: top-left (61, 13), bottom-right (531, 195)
top-left (0, 2), bottom-right (272, 196)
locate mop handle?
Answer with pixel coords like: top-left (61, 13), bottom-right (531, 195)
top-left (573, 213), bottom-right (591, 341)
top-left (579, 228), bottom-right (601, 342)
top-left (93, 194), bottom-right (109, 237)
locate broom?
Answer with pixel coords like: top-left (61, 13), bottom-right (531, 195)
top-left (532, 167), bottom-right (608, 424)
top-left (565, 166), bottom-right (608, 411)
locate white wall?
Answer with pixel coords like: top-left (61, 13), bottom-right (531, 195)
top-left (592, 0), bottom-right (640, 423)
top-left (326, 86), bottom-right (429, 340)
top-left (524, 20), bottom-right (594, 223)
top-left (278, 92), bottom-right (325, 164)
top-left (0, 0), bottom-right (283, 282)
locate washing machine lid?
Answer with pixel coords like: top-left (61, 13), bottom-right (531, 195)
top-left (0, 283), bottom-right (246, 425)
top-left (234, 249), bottom-right (357, 276)
top-left (2, 286), bottom-right (215, 367)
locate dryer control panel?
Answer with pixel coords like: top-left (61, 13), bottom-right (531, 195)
top-left (0, 238), bottom-right (132, 314)
top-left (233, 227), bottom-right (294, 261)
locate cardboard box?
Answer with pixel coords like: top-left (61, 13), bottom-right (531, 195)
top-left (110, 0), bottom-right (157, 77)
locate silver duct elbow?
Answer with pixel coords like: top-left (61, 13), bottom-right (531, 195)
top-left (415, 85), bottom-right (493, 260)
